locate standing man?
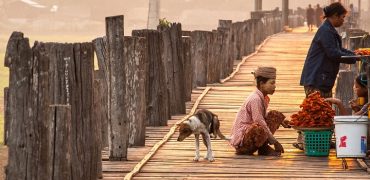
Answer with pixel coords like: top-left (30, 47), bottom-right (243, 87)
top-left (315, 4), bottom-right (323, 28)
top-left (306, 4), bottom-right (315, 31)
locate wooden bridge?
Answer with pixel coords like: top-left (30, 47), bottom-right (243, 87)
top-left (101, 27), bottom-right (370, 179)
top-left (3, 12), bottom-right (370, 179)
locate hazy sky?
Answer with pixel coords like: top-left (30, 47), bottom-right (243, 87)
top-left (0, 0), bottom-right (368, 37)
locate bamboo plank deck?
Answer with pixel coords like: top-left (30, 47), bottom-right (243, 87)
top-left (102, 28), bottom-right (370, 179)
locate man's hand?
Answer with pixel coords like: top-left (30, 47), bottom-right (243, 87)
top-left (274, 141), bottom-right (284, 154)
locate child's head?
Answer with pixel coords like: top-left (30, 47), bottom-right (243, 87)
top-left (354, 74), bottom-right (368, 97)
top-left (253, 67), bottom-right (277, 95)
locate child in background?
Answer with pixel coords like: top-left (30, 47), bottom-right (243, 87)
top-left (325, 74), bottom-right (368, 115)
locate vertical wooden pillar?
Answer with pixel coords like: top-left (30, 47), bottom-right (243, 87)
top-left (4, 87), bottom-right (9, 145)
top-left (93, 37), bottom-right (109, 148)
top-left (358, 0), bottom-right (361, 19)
top-left (5, 32), bottom-right (34, 179)
top-left (335, 71), bottom-right (355, 115)
top-left (124, 36), bottom-right (147, 146)
top-left (182, 36), bottom-right (192, 102)
top-left (209, 30), bottom-right (222, 83)
top-left (70, 42), bottom-right (98, 179)
top-left (6, 32), bottom-right (99, 180)
top-left (106, 15), bottom-right (128, 160)
top-left (282, 0), bottom-right (289, 27)
top-left (218, 20), bottom-right (232, 29)
top-left (159, 23), bottom-right (186, 115)
top-left (217, 20), bottom-right (232, 78)
top-left (93, 75), bottom-right (104, 178)
top-left (132, 29), bottom-right (169, 126)
top-left (50, 105), bottom-right (72, 180)
top-left (190, 31), bottom-right (212, 87)
top-left (255, 0), bottom-right (262, 11)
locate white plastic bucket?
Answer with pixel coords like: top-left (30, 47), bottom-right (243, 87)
top-left (334, 116), bottom-right (368, 158)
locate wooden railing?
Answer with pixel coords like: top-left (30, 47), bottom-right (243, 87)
top-left (3, 10), bottom-right (304, 179)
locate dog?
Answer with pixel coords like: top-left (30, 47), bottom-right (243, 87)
top-left (177, 109), bottom-right (228, 162)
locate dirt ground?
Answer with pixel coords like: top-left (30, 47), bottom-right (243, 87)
top-left (0, 146), bottom-right (7, 180)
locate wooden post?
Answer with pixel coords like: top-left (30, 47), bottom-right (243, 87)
top-left (255, 0), bottom-right (262, 11)
top-left (106, 15), bottom-right (128, 160)
top-left (207, 31), bottom-right (216, 84)
top-left (159, 23), bottom-right (186, 115)
top-left (50, 106), bottom-right (72, 180)
top-left (182, 36), bottom-right (193, 102)
top-left (93, 74), bottom-right (104, 178)
top-left (70, 42), bottom-right (99, 179)
top-left (41, 41), bottom-right (97, 180)
top-left (240, 21), bottom-right (253, 57)
top-left (5, 32), bottom-right (34, 179)
top-left (93, 37), bottom-right (109, 148)
top-left (124, 36), bottom-right (147, 146)
top-left (5, 31), bottom-right (100, 179)
top-left (132, 29), bottom-right (169, 126)
top-left (217, 27), bottom-right (232, 79)
top-left (209, 30), bottom-right (221, 83)
top-left (282, 0), bottom-right (289, 27)
top-left (218, 21), bottom-right (232, 78)
top-left (251, 18), bottom-right (263, 46)
top-left (190, 31), bottom-right (212, 87)
top-left (246, 19), bottom-right (256, 54)
top-left (358, 0), bottom-right (361, 19)
top-left (4, 87), bottom-right (9, 145)
top-left (230, 22), bottom-right (243, 61)
top-left (218, 20), bottom-right (232, 29)
top-left (335, 71), bottom-right (355, 115)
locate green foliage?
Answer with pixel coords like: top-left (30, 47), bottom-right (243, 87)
top-left (159, 18), bottom-right (171, 28)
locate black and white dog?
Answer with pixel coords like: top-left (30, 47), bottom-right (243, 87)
top-left (177, 109), bottom-right (228, 162)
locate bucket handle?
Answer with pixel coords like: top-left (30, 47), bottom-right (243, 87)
top-left (354, 110), bottom-right (368, 122)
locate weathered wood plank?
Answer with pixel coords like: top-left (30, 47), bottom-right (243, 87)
top-left (33, 41), bottom-right (53, 180)
top-left (218, 20), bottom-right (232, 29)
top-left (106, 15), bottom-right (128, 160)
top-left (50, 106), bottom-right (72, 180)
top-left (93, 74), bottom-right (104, 178)
top-left (93, 37), bottom-right (109, 148)
top-left (132, 29), bottom-right (169, 126)
top-left (335, 70), bottom-right (356, 115)
top-left (216, 27), bottom-right (231, 79)
top-left (191, 31), bottom-right (212, 87)
top-left (70, 43), bottom-right (97, 178)
top-left (182, 36), bottom-right (192, 101)
top-left (159, 23), bottom-right (186, 115)
top-left (5, 32), bottom-right (34, 179)
top-left (124, 36), bottom-right (147, 146)
top-left (4, 87), bottom-right (9, 145)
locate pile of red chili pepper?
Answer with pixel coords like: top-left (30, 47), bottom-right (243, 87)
top-left (354, 48), bottom-right (370, 55)
top-left (290, 91), bottom-right (335, 128)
